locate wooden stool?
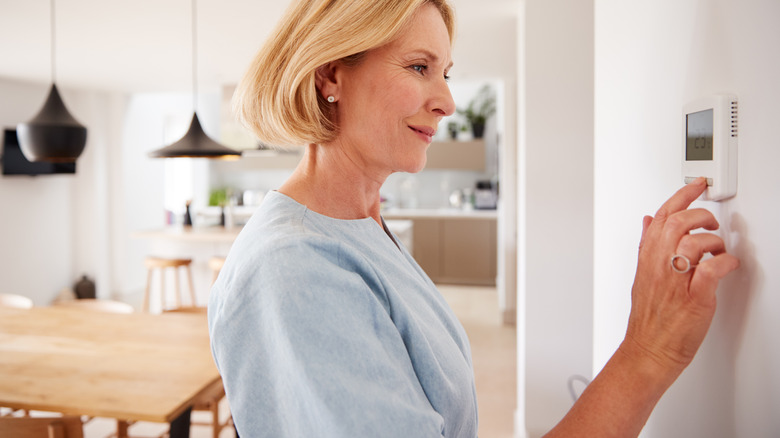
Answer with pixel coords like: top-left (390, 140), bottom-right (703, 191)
top-left (143, 257), bottom-right (196, 312)
top-left (208, 256), bottom-right (226, 285)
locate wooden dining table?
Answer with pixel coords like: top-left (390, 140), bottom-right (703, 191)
top-left (0, 305), bottom-right (221, 437)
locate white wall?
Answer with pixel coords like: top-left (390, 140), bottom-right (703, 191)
top-left (0, 78), bottom-right (224, 303)
top-left (594, 0), bottom-right (780, 437)
top-left (452, 5), bottom-right (520, 325)
top-left (521, 0), bottom-right (780, 436)
top-left (113, 92), bottom-right (220, 298)
top-left (520, 0), bottom-right (594, 435)
top-left (0, 79), bottom-right (122, 304)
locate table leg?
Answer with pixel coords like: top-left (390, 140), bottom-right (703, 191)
top-left (117, 420), bottom-right (129, 438)
top-left (168, 407), bottom-right (192, 438)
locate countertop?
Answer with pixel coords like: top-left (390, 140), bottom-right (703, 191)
top-left (134, 220), bottom-right (415, 245)
top-left (133, 226), bottom-right (242, 244)
top-left (190, 206), bottom-right (499, 226)
top-left (382, 208), bottom-right (498, 220)
top-left (134, 207), bottom-right (495, 245)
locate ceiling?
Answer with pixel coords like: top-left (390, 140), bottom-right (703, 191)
top-left (0, 0), bottom-right (519, 94)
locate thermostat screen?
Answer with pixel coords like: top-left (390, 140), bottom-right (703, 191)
top-left (686, 109), bottom-right (714, 161)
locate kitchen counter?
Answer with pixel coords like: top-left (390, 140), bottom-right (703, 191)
top-left (133, 220), bottom-right (411, 310)
top-left (134, 219), bottom-right (413, 246)
top-left (133, 226), bottom-right (241, 244)
top-left (382, 208), bottom-right (498, 220)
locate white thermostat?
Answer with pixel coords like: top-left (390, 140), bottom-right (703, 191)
top-left (682, 94), bottom-right (738, 201)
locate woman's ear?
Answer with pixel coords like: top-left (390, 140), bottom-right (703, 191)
top-left (315, 62), bottom-right (340, 101)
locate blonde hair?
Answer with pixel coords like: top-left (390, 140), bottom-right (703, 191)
top-left (233, 0), bottom-right (455, 148)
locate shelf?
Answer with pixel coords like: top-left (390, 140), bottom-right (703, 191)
top-left (210, 148), bottom-right (303, 172)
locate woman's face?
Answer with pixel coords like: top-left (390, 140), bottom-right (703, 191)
top-left (332, 4), bottom-right (455, 178)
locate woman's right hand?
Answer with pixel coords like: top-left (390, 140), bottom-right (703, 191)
top-left (621, 177), bottom-right (740, 376)
top-left (545, 178), bottom-right (740, 438)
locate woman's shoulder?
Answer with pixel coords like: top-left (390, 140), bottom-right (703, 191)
top-left (226, 191), bottom-right (375, 281)
top-left (235, 191), bottom-right (344, 256)
top-left (215, 190), bottom-right (390, 303)
top-left (210, 197), bottom-right (391, 322)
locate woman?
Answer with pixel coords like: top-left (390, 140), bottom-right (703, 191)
top-left (208, 0), bottom-right (739, 436)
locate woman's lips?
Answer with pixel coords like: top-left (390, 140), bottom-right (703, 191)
top-left (409, 125), bottom-right (436, 143)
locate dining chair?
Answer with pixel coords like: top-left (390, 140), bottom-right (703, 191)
top-left (164, 307), bottom-right (233, 438)
top-left (191, 379), bottom-right (233, 438)
top-left (0, 415), bottom-right (83, 438)
top-left (0, 293), bottom-right (34, 309)
top-left (53, 299), bottom-right (134, 314)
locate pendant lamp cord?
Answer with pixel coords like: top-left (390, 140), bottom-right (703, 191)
top-left (192, 0), bottom-right (198, 112)
top-left (50, 0), bottom-right (56, 83)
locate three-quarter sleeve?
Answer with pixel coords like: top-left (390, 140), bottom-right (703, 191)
top-left (209, 235), bottom-right (446, 437)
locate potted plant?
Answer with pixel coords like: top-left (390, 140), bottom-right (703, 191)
top-left (457, 85), bottom-right (496, 139)
top-left (447, 121), bottom-right (460, 140)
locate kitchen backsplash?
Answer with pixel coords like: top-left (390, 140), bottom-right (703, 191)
top-left (208, 164), bottom-right (495, 211)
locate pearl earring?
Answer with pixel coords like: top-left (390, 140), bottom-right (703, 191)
top-left (327, 96), bottom-right (335, 103)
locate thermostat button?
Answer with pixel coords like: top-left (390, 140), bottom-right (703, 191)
top-left (684, 176), bottom-right (713, 186)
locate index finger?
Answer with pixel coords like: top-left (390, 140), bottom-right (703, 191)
top-left (653, 177), bottom-right (707, 224)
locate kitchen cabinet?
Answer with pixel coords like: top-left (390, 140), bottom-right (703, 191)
top-left (440, 218), bottom-right (496, 285)
top-left (213, 140), bottom-right (485, 171)
top-left (409, 219), bottom-right (441, 279)
top-left (425, 139), bottom-right (485, 171)
top-left (211, 149), bottom-right (303, 172)
top-left (386, 214), bottom-right (497, 286)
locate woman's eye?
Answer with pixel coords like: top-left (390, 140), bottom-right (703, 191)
top-left (411, 65), bottom-right (427, 74)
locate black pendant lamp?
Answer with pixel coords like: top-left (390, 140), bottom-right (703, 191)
top-left (17, 0), bottom-right (87, 163)
top-left (148, 0), bottom-right (240, 160)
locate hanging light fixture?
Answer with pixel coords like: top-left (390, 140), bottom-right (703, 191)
top-left (148, 0), bottom-right (241, 159)
top-left (17, 0), bottom-right (87, 163)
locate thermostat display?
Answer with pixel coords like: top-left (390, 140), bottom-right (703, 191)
top-left (686, 109), bottom-right (713, 161)
top-left (682, 94), bottom-right (738, 201)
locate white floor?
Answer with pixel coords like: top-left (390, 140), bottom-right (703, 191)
top-left (439, 284), bottom-right (517, 438)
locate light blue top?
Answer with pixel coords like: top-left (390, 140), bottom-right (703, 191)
top-left (208, 191), bottom-right (478, 437)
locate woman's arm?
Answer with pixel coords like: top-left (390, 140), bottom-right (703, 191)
top-left (545, 178), bottom-right (740, 437)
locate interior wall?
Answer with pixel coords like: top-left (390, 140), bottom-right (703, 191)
top-left (451, 3), bottom-right (519, 325)
top-left (70, 90), bottom-right (130, 302)
top-left (0, 78), bottom-right (119, 304)
top-left (521, 0), bottom-right (594, 435)
top-left (594, 0), bottom-right (780, 436)
top-left (114, 92), bottom-right (220, 298)
top-left (0, 78), bottom-right (222, 304)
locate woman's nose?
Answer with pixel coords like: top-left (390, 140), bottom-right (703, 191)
top-left (430, 79), bottom-right (456, 117)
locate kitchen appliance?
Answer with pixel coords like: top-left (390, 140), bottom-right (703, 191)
top-left (474, 180), bottom-right (497, 209)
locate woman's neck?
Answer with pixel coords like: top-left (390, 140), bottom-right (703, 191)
top-left (278, 143), bottom-right (386, 225)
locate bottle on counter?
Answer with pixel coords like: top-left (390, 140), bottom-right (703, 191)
top-left (183, 200), bottom-right (193, 226)
top-left (223, 203), bottom-right (235, 229)
top-left (461, 188), bottom-right (475, 210)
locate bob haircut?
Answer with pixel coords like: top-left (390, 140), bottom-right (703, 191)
top-left (233, 0), bottom-right (455, 148)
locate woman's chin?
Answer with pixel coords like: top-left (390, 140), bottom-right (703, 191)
top-left (401, 156), bottom-right (428, 174)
